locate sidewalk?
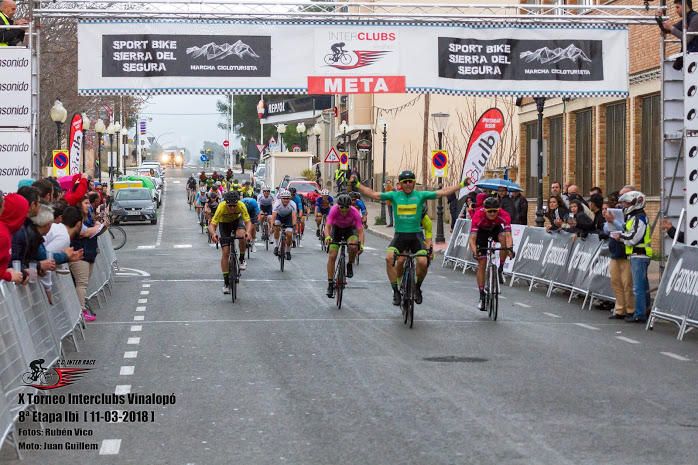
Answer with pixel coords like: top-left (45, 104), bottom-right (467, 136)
top-left (363, 200), bottom-right (453, 253)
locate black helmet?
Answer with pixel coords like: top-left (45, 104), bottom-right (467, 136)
top-left (349, 191), bottom-right (360, 200)
top-left (224, 191), bottom-right (240, 204)
top-left (289, 187), bottom-right (297, 195)
top-left (398, 170), bottom-right (416, 182)
top-left (483, 197), bottom-right (500, 210)
top-left (337, 194), bottom-right (352, 208)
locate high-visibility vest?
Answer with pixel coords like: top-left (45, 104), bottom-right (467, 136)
top-left (0, 13), bottom-right (10, 47)
top-left (624, 215), bottom-right (653, 258)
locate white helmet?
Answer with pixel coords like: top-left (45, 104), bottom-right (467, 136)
top-left (320, 189), bottom-right (330, 196)
top-left (618, 191), bottom-right (645, 215)
top-left (280, 190), bottom-right (291, 199)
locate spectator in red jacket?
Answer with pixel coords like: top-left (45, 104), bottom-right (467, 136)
top-left (0, 194), bottom-right (29, 283)
top-left (63, 173), bottom-right (89, 207)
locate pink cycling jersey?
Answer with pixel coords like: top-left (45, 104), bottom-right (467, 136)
top-left (470, 207), bottom-right (512, 234)
top-left (326, 205), bottom-right (363, 230)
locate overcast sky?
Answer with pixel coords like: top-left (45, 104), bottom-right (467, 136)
top-left (140, 95), bottom-right (241, 161)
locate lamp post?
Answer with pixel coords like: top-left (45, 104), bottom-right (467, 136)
top-left (378, 118), bottom-right (388, 224)
top-left (119, 126), bottom-right (129, 174)
top-left (296, 122), bottom-right (306, 151)
top-left (312, 124), bottom-right (321, 162)
top-left (431, 112), bottom-right (449, 244)
top-left (534, 97), bottom-right (546, 228)
top-left (94, 118), bottom-right (105, 182)
top-left (106, 122), bottom-right (115, 188)
top-left (113, 121), bottom-right (122, 179)
top-left (276, 123), bottom-right (287, 152)
top-left (81, 113), bottom-right (91, 173)
top-left (339, 119), bottom-right (349, 167)
top-left (49, 99), bottom-right (68, 156)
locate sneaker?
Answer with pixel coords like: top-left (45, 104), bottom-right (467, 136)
top-left (346, 263), bottom-right (354, 278)
top-left (285, 251), bottom-right (292, 261)
top-left (222, 286), bottom-right (231, 295)
top-left (625, 315), bottom-right (646, 323)
top-left (478, 292), bottom-right (487, 311)
top-left (415, 286), bottom-right (423, 305)
top-left (327, 282), bottom-right (335, 298)
top-left (392, 289), bottom-right (401, 306)
top-left (239, 260), bottom-right (247, 271)
top-left (251, 243), bottom-right (257, 253)
top-left (274, 246), bottom-right (279, 256)
top-left (82, 309), bottom-right (96, 322)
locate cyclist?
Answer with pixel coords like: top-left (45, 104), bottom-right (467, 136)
top-left (194, 186), bottom-right (207, 225)
top-left (330, 42), bottom-right (346, 62)
top-left (186, 175), bottom-right (197, 205)
top-left (209, 191), bottom-right (251, 294)
top-left (468, 196), bottom-right (515, 311)
top-left (314, 189), bottom-right (334, 237)
top-left (289, 187), bottom-right (304, 244)
top-left (420, 203), bottom-right (433, 259)
top-left (334, 167), bottom-right (348, 193)
top-left (29, 358), bottom-right (46, 382)
top-left (351, 170), bottom-right (469, 306)
top-left (231, 180), bottom-right (241, 193)
top-left (324, 194), bottom-right (364, 298)
top-left (241, 181), bottom-right (254, 198)
top-left (271, 190), bottom-right (297, 261)
top-left (257, 187), bottom-right (275, 242)
top-left (204, 187), bottom-right (221, 224)
top-left (205, 175), bottom-right (215, 189)
top-left (198, 171), bottom-right (207, 187)
top-left (242, 195), bottom-right (260, 253)
top-left (226, 168), bottom-right (234, 182)
top-left (349, 192), bottom-right (368, 228)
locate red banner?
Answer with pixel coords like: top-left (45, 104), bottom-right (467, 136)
top-left (459, 108), bottom-right (505, 198)
top-left (68, 113), bottom-right (83, 175)
top-left (307, 76), bottom-right (405, 94)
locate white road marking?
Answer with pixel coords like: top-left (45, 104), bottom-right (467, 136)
top-left (136, 306), bottom-right (146, 312)
top-left (114, 385), bottom-right (131, 395)
top-left (99, 439), bottom-right (122, 455)
top-left (137, 245), bottom-right (156, 249)
top-left (134, 315), bottom-right (145, 321)
top-left (156, 194), bottom-right (166, 247)
top-left (123, 351), bottom-right (138, 359)
top-left (140, 290), bottom-right (149, 295)
top-left (119, 366), bottom-right (134, 376)
top-left (145, 278), bottom-right (386, 283)
top-left (127, 337), bottom-right (140, 344)
top-left (115, 267), bottom-right (150, 277)
top-left (172, 180), bottom-right (181, 184)
top-left (514, 302), bottom-right (531, 308)
top-left (130, 325), bottom-right (142, 332)
top-left (174, 244), bottom-right (193, 248)
top-left (499, 295), bottom-right (507, 300)
top-left (615, 336), bottom-right (640, 344)
top-left (574, 323), bottom-right (600, 331)
top-left (142, 284), bottom-right (151, 288)
top-left (138, 298), bottom-right (147, 304)
top-left (543, 312), bottom-right (561, 318)
top-left (660, 351), bottom-right (691, 361)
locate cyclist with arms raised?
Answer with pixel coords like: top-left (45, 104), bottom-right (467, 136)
top-left (351, 170), bottom-right (469, 306)
top-left (468, 196), bottom-right (515, 311)
top-left (324, 194), bottom-right (364, 298)
top-left (209, 191), bottom-right (251, 294)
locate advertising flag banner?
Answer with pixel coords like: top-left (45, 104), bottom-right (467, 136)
top-left (458, 108), bottom-right (505, 199)
top-left (68, 113), bottom-right (84, 174)
top-left (77, 22), bottom-right (628, 98)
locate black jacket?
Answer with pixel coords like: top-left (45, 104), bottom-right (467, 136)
top-left (0, 13), bottom-right (25, 46)
top-left (499, 195), bottom-right (516, 221)
top-left (511, 195), bottom-right (528, 225)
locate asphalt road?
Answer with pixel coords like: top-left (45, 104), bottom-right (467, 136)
top-left (2, 168), bottom-right (697, 465)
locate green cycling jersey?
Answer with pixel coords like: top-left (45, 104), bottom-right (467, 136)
top-left (379, 190), bottom-right (437, 233)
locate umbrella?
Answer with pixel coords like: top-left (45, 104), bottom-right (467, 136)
top-left (58, 175), bottom-right (77, 191)
top-left (475, 178), bottom-right (522, 192)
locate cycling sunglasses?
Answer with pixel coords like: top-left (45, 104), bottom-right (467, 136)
top-left (339, 206), bottom-right (350, 210)
top-left (485, 208), bottom-right (500, 214)
top-left (400, 179), bottom-right (415, 184)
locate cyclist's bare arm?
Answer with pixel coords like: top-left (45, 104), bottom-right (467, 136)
top-left (435, 179), bottom-right (470, 198)
top-left (469, 234), bottom-right (479, 257)
top-left (208, 220), bottom-right (219, 243)
top-left (351, 177), bottom-right (381, 200)
top-left (292, 211), bottom-right (298, 228)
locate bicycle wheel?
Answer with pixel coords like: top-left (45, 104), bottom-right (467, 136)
top-left (229, 249), bottom-right (238, 303)
top-left (405, 266), bottom-right (415, 328)
top-left (279, 240), bottom-right (285, 272)
top-left (43, 369), bottom-right (59, 386)
top-left (336, 251), bottom-right (345, 309)
top-left (108, 226), bottom-right (127, 250)
top-left (264, 223), bottom-right (269, 251)
top-left (488, 263), bottom-right (498, 321)
top-left (21, 372), bottom-right (34, 385)
top-left (339, 53), bottom-right (352, 65)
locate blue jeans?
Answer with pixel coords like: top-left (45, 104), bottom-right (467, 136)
top-left (630, 255), bottom-right (650, 320)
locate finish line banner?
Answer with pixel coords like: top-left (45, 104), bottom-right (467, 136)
top-left (77, 21), bottom-right (628, 97)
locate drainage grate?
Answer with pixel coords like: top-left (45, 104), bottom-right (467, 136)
top-left (422, 356), bottom-right (488, 363)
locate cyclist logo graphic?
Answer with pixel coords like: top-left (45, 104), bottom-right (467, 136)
top-left (323, 43), bottom-right (390, 70)
top-left (22, 359), bottom-right (91, 391)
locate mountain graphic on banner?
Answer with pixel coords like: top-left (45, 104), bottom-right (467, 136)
top-left (186, 41), bottom-right (260, 61)
top-left (519, 45), bottom-right (591, 65)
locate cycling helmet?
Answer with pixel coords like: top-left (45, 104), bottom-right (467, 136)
top-left (320, 189), bottom-right (330, 196)
top-left (337, 194), bottom-right (352, 208)
top-left (483, 197), bottom-right (500, 210)
top-left (398, 170), bottom-right (416, 182)
top-left (262, 186), bottom-right (271, 192)
top-left (214, 181), bottom-right (221, 187)
top-left (618, 191), bottom-right (646, 215)
top-left (289, 187), bottom-right (297, 195)
top-left (223, 191), bottom-right (240, 204)
top-left (279, 190), bottom-right (292, 199)
top-left (349, 191), bottom-right (360, 200)
top-left (199, 186), bottom-right (206, 193)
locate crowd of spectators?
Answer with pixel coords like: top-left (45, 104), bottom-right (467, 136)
top-left (0, 174), bottom-right (110, 323)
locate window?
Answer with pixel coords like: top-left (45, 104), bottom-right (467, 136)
top-left (525, 121), bottom-right (538, 198)
top-left (641, 94), bottom-right (661, 196)
top-left (548, 116), bottom-right (563, 186)
top-left (574, 109), bottom-right (593, 194)
top-left (605, 102), bottom-right (627, 193)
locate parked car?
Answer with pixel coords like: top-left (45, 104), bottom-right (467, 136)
top-left (287, 180), bottom-right (320, 206)
top-left (110, 188), bottom-right (158, 225)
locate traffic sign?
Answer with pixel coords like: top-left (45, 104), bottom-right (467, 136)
top-left (292, 144), bottom-right (301, 152)
top-left (223, 140), bottom-right (230, 148)
top-left (52, 150), bottom-right (69, 177)
top-left (324, 147), bottom-right (340, 163)
top-left (200, 154), bottom-right (208, 162)
top-left (431, 150), bottom-right (449, 177)
top-left (256, 144), bottom-right (265, 154)
top-left (339, 152), bottom-right (349, 171)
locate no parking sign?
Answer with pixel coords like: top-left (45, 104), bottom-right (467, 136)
top-left (431, 150), bottom-right (448, 177)
top-left (53, 150), bottom-right (70, 177)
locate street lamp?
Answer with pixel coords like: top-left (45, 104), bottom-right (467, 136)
top-left (94, 118), bottom-right (106, 182)
top-left (49, 99), bottom-right (68, 153)
top-left (431, 112), bottom-right (450, 244)
top-left (378, 118), bottom-right (388, 225)
top-left (534, 97), bottom-right (546, 228)
top-left (106, 122), bottom-right (115, 188)
top-left (339, 119), bottom-right (349, 158)
top-left (296, 122), bottom-right (306, 151)
top-left (119, 126), bottom-right (129, 176)
top-left (81, 113), bottom-right (91, 173)
top-left (113, 121), bottom-right (122, 179)
top-left (276, 123), bottom-right (287, 152)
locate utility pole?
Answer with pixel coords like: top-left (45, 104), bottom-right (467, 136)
top-left (421, 94), bottom-right (430, 187)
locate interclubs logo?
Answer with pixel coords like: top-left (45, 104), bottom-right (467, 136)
top-left (665, 257), bottom-right (698, 297)
top-left (319, 30), bottom-right (397, 71)
top-left (22, 358), bottom-right (93, 391)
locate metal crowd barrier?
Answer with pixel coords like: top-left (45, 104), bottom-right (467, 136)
top-left (86, 232), bottom-right (119, 307)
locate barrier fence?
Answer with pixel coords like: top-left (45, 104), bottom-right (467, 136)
top-left (0, 233), bottom-right (118, 458)
top-left (443, 220), bottom-right (698, 341)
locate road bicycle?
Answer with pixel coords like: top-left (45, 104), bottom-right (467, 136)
top-left (226, 236), bottom-right (245, 304)
top-left (481, 239), bottom-right (511, 322)
top-left (22, 368), bottom-right (58, 386)
top-left (395, 252), bottom-right (421, 329)
top-left (187, 188), bottom-right (195, 210)
top-left (260, 216), bottom-right (271, 251)
top-left (324, 50), bottom-right (352, 65)
top-left (331, 240), bottom-right (359, 310)
top-left (319, 215), bottom-right (328, 252)
top-left (107, 225), bottom-right (126, 250)
top-left (294, 217), bottom-right (304, 248)
top-left (277, 227), bottom-right (291, 272)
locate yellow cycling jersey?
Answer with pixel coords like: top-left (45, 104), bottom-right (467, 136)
top-left (421, 214), bottom-right (433, 240)
top-left (210, 200), bottom-right (251, 225)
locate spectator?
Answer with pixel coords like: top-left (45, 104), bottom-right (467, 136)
top-left (70, 196), bottom-right (102, 322)
top-left (661, 218), bottom-right (685, 243)
top-left (658, 0), bottom-right (698, 70)
top-left (12, 203), bottom-right (56, 275)
top-left (604, 203), bottom-right (633, 319)
top-left (384, 179), bottom-right (394, 227)
top-left (17, 185), bottom-right (40, 217)
top-left (461, 192), bottom-right (487, 219)
top-left (545, 196), bottom-right (569, 231)
top-left (511, 190), bottom-right (528, 225)
top-left (0, 0), bottom-right (29, 46)
top-left (32, 179), bottom-right (55, 203)
top-left (551, 181), bottom-right (569, 208)
top-left (588, 194), bottom-right (605, 233)
top-left (447, 192), bottom-right (459, 232)
top-left (565, 199), bottom-right (595, 237)
top-left (607, 191), bottom-right (620, 208)
top-left (589, 186), bottom-right (602, 198)
top-left (63, 173), bottom-right (89, 207)
top-left (497, 186), bottom-right (516, 219)
top-left (612, 191), bottom-right (652, 323)
top-left (0, 194), bottom-right (26, 284)
top-left (43, 205), bottom-right (83, 293)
